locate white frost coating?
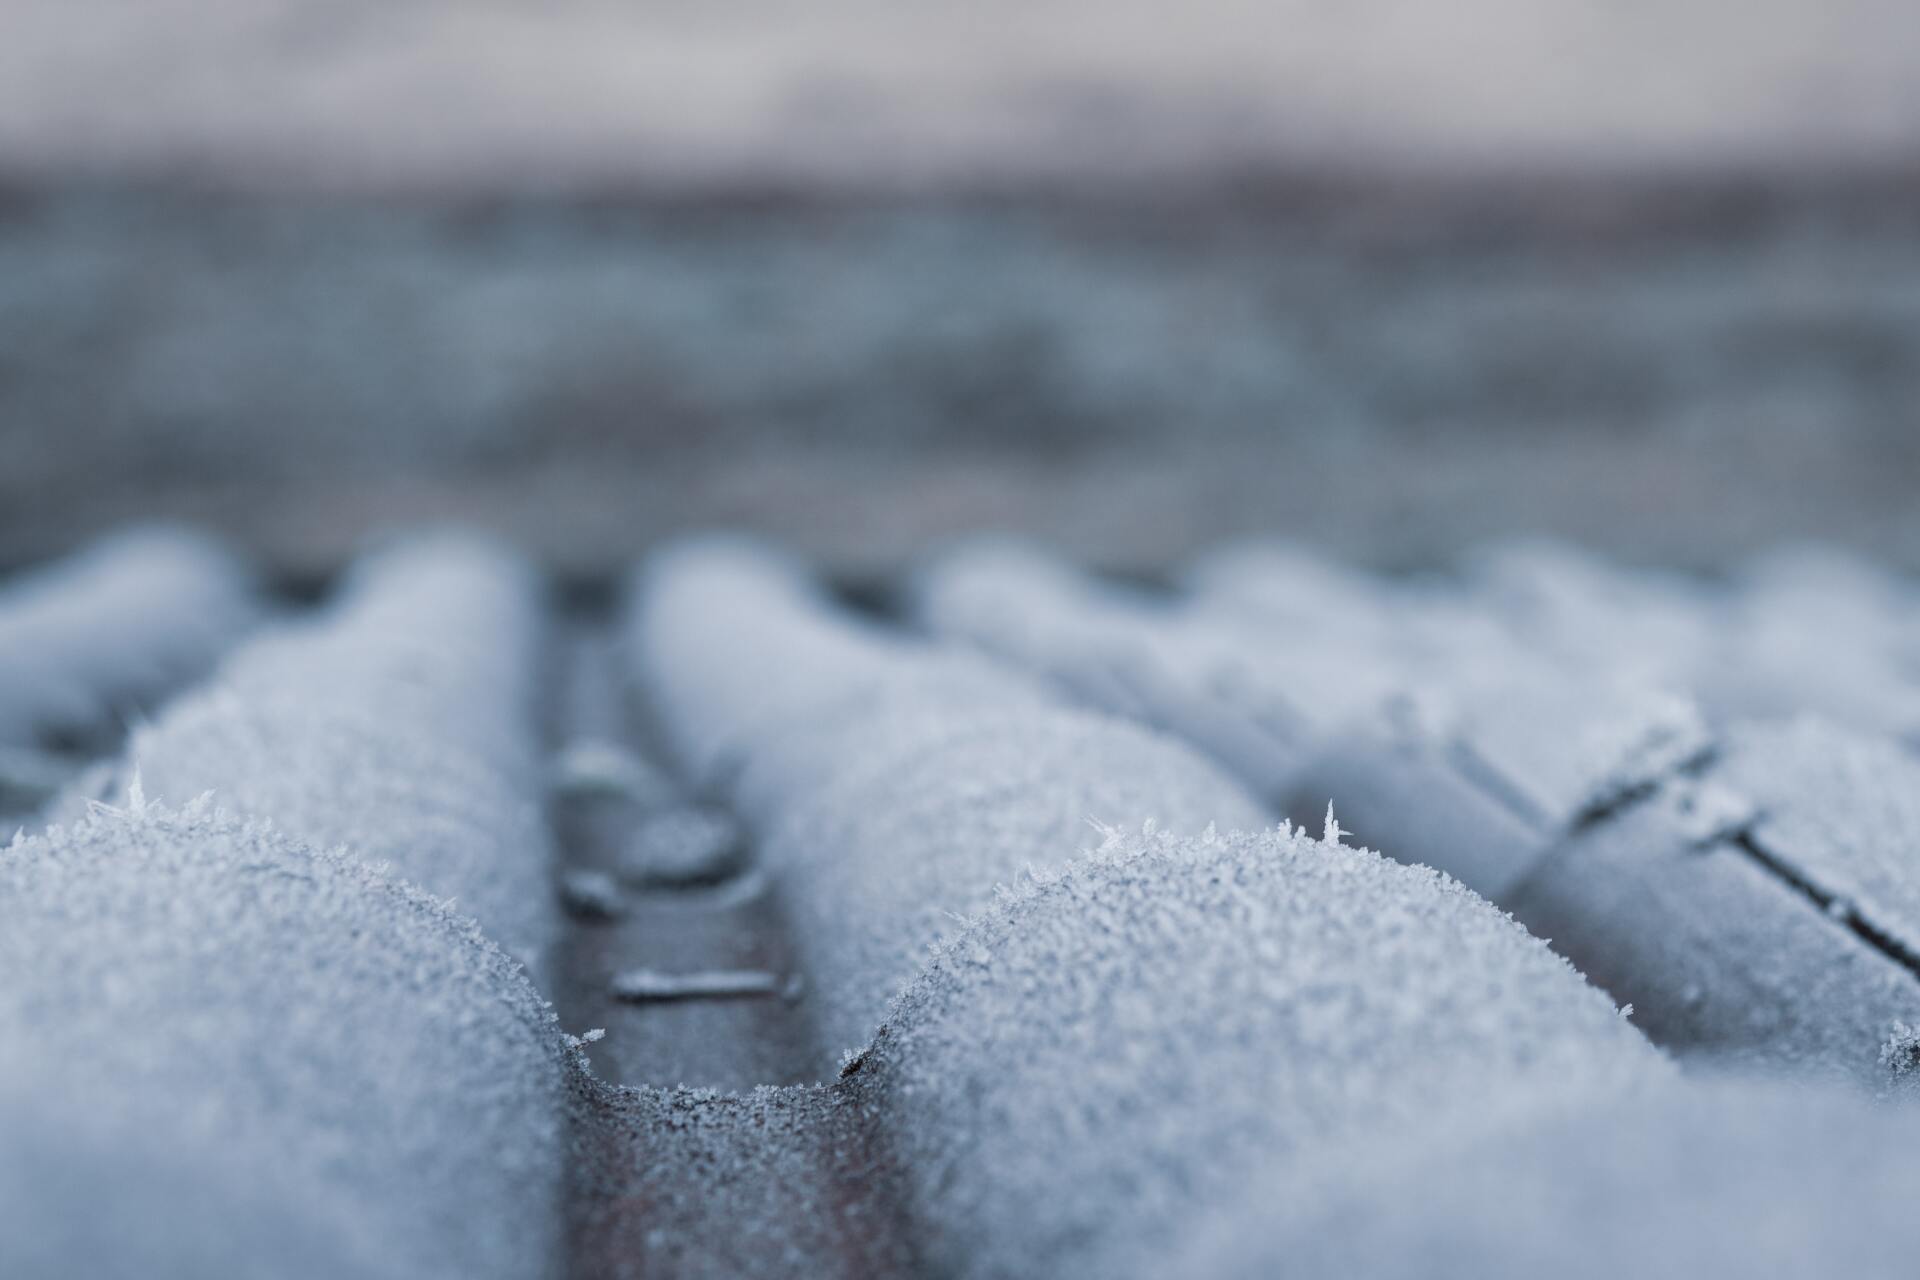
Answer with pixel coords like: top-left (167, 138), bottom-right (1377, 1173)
top-left (1506, 791), bottom-right (1920, 1085)
top-left (0, 804), bottom-right (572, 1280)
top-left (1699, 549), bottom-right (1920, 740)
top-left (1716, 719), bottom-right (1920, 963)
top-left (1883, 1022), bottom-right (1920, 1078)
top-left (0, 1075), bottom-right (406, 1280)
top-left (1463, 540), bottom-right (1920, 742)
top-left (118, 534), bottom-right (554, 968)
top-left (632, 538), bottom-right (1051, 806)
top-left (1463, 540), bottom-right (1720, 689)
top-left (1182, 539), bottom-right (1521, 694)
top-left (1185, 538), bottom-right (1408, 634)
top-left (1658, 772), bottom-right (1760, 848)
top-left (1181, 1077), bottom-right (1920, 1279)
top-left (628, 537), bottom-right (1269, 1072)
top-left (770, 704), bottom-right (1269, 1065)
top-left (920, 540), bottom-right (1711, 870)
top-left (1439, 667), bottom-right (1712, 824)
top-left (914, 540), bottom-right (1380, 798)
top-left (1182, 542), bottom-right (1920, 1080)
top-left (853, 822), bottom-right (1666, 1279)
top-left (0, 526), bottom-right (257, 748)
top-left (1184, 544), bottom-right (1728, 834)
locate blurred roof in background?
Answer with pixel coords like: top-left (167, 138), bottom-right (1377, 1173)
top-left (4, 0), bottom-right (1918, 191)
top-left (1, 1), bottom-right (1916, 578)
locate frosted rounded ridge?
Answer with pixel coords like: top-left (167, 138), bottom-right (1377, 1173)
top-left (121, 533), bottom-right (555, 969)
top-left (848, 821), bottom-right (1666, 1279)
top-left (0, 801), bottom-right (573, 1280)
top-left (1182, 1077), bottom-right (1920, 1279)
top-left (0, 526), bottom-right (258, 749)
top-left (622, 537), bottom-right (1662, 1277)
top-left (628, 537), bottom-right (1269, 1073)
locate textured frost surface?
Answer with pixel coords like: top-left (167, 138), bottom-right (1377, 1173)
top-left (1185, 538), bottom-right (1414, 635)
top-left (116, 534), bottom-right (555, 968)
top-left (632, 538), bottom-right (1050, 804)
top-left (771, 704), bottom-right (1270, 1065)
top-left (1463, 541), bottom-right (1920, 741)
top-left (1186, 542), bottom-right (1717, 829)
top-left (0, 1072), bottom-right (404, 1280)
top-left (0, 526), bottom-right (257, 748)
top-left (915, 541), bottom-right (1348, 795)
top-left (630, 538), bottom-right (1268, 1071)
top-left (573, 1083), bottom-right (895, 1280)
top-left (1464, 540), bottom-right (1720, 688)
top-left (1717, 719), bottom-right (1920, 963)
top-left (1175, 543), bottom-right (1920, 1083)
top-left (1503, 766), bottom-right (1920, 1084)
top-left (577, 820), bottom-right (1663, 1280)
top-left (0, 804), bottom-right (572, 1279)
top-left (1883, 1022), bottom-right (1920, 1078)
top-left (919, 540), bottom-right (1712, 886)
top-left (1701, 550), bottom-right (1920, 739)
top-left (1440, 669), bottom-right (1712, 826)
top-left (853, 822), bottom-right (1665, 1279)
top-left (1183, 1077), bottom-right (1920, 1279)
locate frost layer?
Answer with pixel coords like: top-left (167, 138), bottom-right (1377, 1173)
top-left (847, 822), bottom-right (1666, 1280)
top-left (1718, 718), bottom-right (1920, 964)
top-left (628, 539), bottom-right (1662, 1277)
top-left (917, 539), bottom-right (1710, 896)
top-left (0, 526), bottom-right (257, 748)
top-left (1182, 1077), bottom-right (1920, 1279)
top-left (628, 539), bottom-right (1268, 1069)
top-left (119, 534), bottom-right (554, 968)
top-left (0, 804), bottom-right (572, 1280)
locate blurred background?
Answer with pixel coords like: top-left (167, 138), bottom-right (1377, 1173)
top-left (2, 0), bottom-right (1916, 579)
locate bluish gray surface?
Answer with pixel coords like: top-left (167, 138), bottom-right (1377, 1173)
top-left (922, 538), bottom-right (1920, 1084)
top-left (851, 820), bottom-right (1667, 1279)
top-left (0, 526), bottom-right (257, 749)
top-left (1182, 1077), bottom-right (1920, 1279)
top-left (118, 534), bottom-right (556, 969)
top-left (6, 527), bottom-right (1920, 1278)
top-left (629, 538), bottom-right (1268, 1069)
top-left (0, 802), bottom-right (575, 1280)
